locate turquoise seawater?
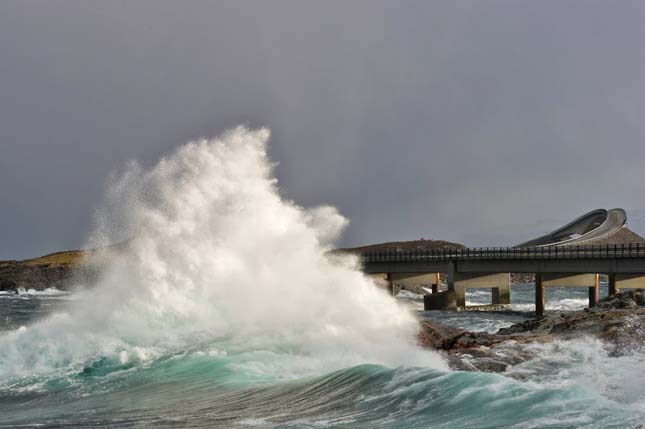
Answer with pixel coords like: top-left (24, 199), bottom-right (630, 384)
top-left (1, 286), bottom-right (644, 428)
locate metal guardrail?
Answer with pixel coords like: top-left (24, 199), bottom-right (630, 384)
top-left (361, 244), bottom-right (645, 263)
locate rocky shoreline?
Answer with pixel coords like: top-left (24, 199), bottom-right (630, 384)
top-left (419, 290), bottom-right (645, 372)
top-left (0, 250), bottom-right (101, 292)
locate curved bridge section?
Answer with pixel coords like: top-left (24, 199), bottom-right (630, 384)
top-left (515, 208), bottom-right (626, 248)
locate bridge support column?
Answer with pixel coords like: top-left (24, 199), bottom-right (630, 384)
top-left (492, 286), bottom-right (511, 305)
top-left (423, 263), bottom-right (459, 310)
top-left (431, 283), bottom-right (438, 294)
top-left (447, 262), bottom-right (455, 292)
top-left (589, 273), bottom-right (599, 308)
top-left (535, 273), bottom-right (545, 318)
top-left (386, 273), bottom-right (394, 296)
top-left (423, 289), bottom-right (458, 311)
top-left (608, 273), bottom-right (617, 296)
top-left (455, 284), bottom-right (466, 307)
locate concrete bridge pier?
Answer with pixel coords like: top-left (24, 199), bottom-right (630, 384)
top-left (535, 273), bottom-right (545, 317)
top-left (589, 273), bottom-right (600, 308)
top-left (588, 286), bottom-right (598, 307)
top-left (386, 273), bottom-right (394, 295)
top-left (452, 272), bottom-right (511, 307)
top-left (608, 273), bottom-right (617, 296)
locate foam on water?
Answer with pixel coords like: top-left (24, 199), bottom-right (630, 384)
top-left (16, 287), bottom-right (67, 296)
top-left (0, 288), bottom-right (68, 298)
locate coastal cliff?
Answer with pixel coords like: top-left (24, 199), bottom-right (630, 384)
top-left (0, 251), bottom-right (90, 291)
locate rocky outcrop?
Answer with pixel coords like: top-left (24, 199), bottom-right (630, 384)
top-left (0, 251), bottom-right (96, 291)
top-left (0, 261), bottom-right (73, 291)
top-left (419, 290), bottom-right (645, 372)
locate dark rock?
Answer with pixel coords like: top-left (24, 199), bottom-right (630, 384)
top-left (598, 291), bottom-right (639, 309)
top-left (0, 261), bottom-right (75, 291)
top-left (0, 279), bottom-right (17, 291)
top-left (634, 291), bottom-right (645, 306)
top-left (419, 293), bottom-right (645, 373)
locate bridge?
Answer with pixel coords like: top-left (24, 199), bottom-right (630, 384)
top-left (350, 209), bottom-right (645, 316)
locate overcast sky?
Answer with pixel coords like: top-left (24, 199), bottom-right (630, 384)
top-left (2, 1), bottom-right (645, 259)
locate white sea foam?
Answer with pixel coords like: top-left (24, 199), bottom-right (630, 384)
top-left (16, 287), bottom-right (67, 296)
top-left (0, 126), bottom-right (445, 381)
top-left (508, 298), bottom-right (590, 313)
top-left (506, 337), bottom-right (645, 413)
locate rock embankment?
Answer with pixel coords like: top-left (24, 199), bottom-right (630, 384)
top-left (419, 290), bottom-right (645, 372)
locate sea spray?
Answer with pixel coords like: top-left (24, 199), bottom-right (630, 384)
top-left (0, 126), bottom-right (445, 382)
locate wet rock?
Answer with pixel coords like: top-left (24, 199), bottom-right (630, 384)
top-left (0, 279), bottom-right (17, 291)
top-left (496, 318), bottom-right (543, 335)
top-left (598, 291), bottom-right (638, 309)
top-left (0, 261), bottom-right (76, 291)
top-left (418, 320), bottom-right (554, 373)
top-left (419, 291), bottom-right (645, 373)
top-left (634, 291), bottom-right (645, 306)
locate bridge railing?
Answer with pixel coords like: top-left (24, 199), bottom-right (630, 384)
top-left (360, 243), bottom-right (645, 263)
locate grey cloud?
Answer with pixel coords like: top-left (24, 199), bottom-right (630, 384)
top-left (1, 0), bottom-right (645, 259)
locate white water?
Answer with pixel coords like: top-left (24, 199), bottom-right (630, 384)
top-left (0, 126), bottom-right (445, 381)
top-left (16, 287), bottom-right (67, 296)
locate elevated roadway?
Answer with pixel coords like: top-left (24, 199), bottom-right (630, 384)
top-left (353, 208), bottom-right (645, 315)
top-left (515, 208), bottom-right (627, 247)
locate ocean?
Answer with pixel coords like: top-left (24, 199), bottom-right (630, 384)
top-left (1, 285), bottom-right (644, 428)
top-left (1, 127), bottom-right (644, 428)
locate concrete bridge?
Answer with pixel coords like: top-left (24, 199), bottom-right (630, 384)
top-left (361, 244), bottom-right (645, 316)
top-left (350, 208), bottom-right (645, 316)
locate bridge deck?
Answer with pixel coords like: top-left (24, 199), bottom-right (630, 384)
top-left (360, 244), bottom-right (645, 274)
top-left (362, 244), bottom-right (645, 263)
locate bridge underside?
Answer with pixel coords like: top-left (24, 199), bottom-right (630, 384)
top-left (540, 273), bottom-right (596, 287)
top-left (615, 274), bottom-right (645, 289)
